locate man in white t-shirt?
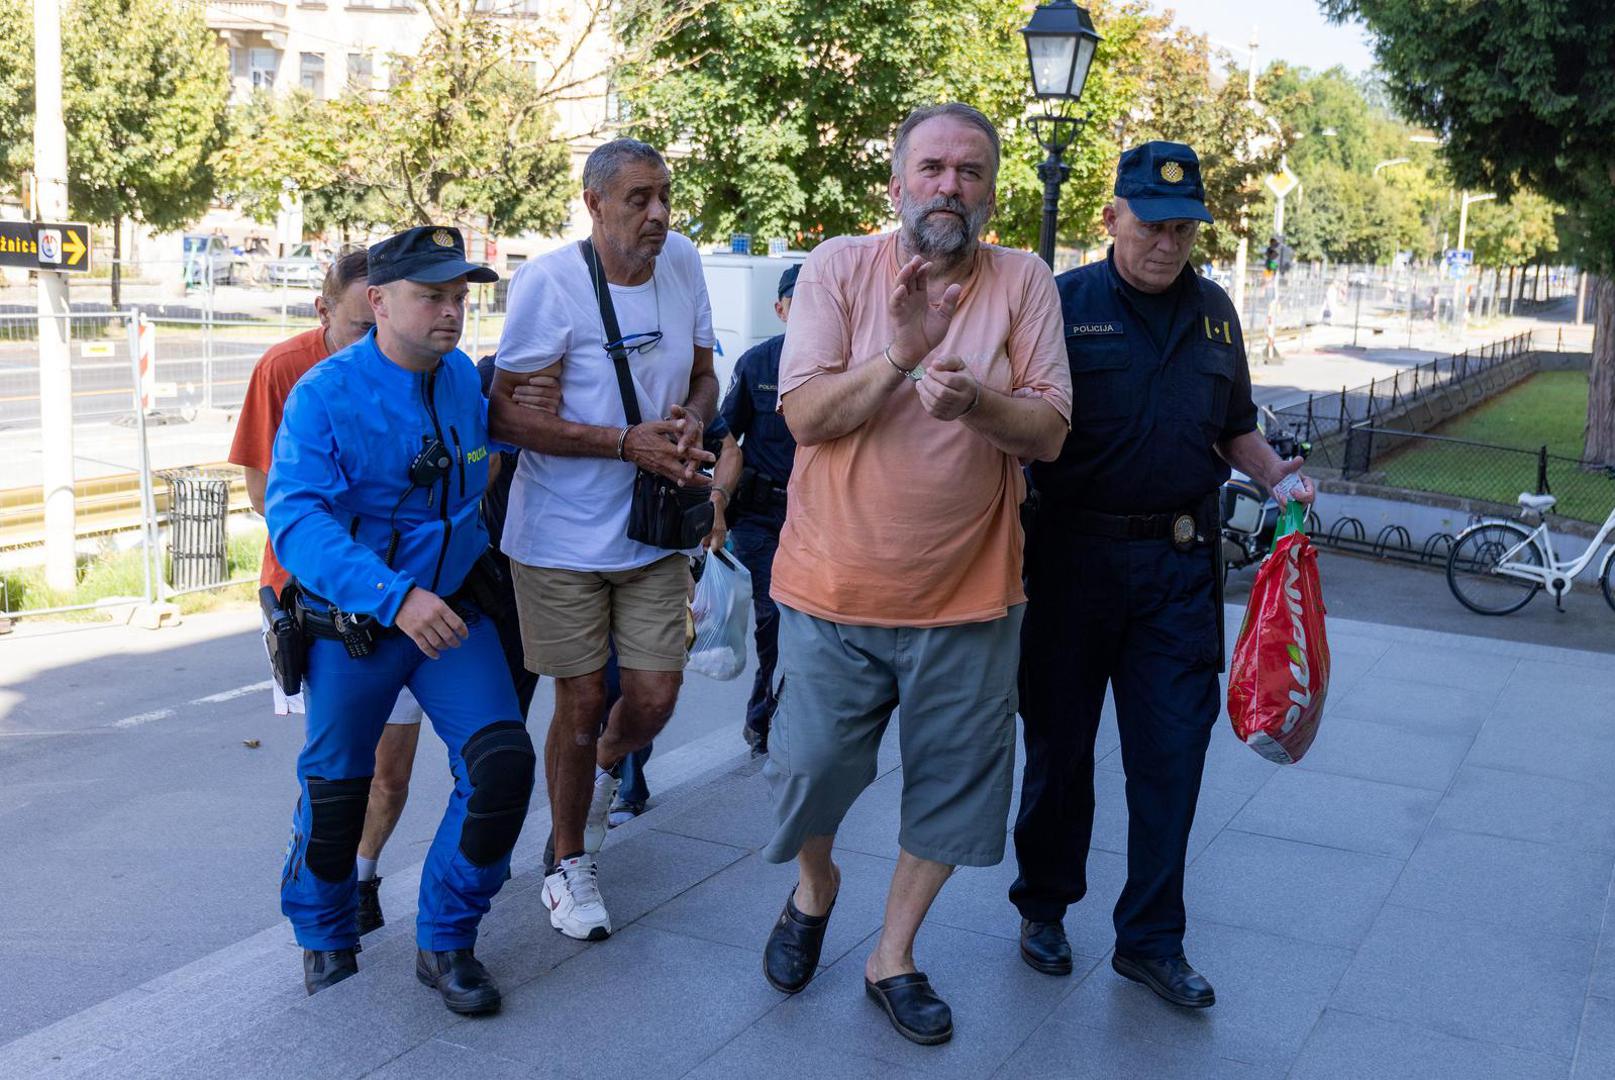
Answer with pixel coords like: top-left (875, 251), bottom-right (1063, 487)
top-left (489, 138), bottom-right (720, 941)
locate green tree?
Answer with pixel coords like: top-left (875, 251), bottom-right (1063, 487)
top-left (1324, 0), bottom-right (1615, 462)
top-left (616, 0), bottom-right (1274, 259)
top-left (1465, 191), bottom-right (1561, 269)
top-left (2, 0), bottom-right (232, 306)
top-left (0, 0), bottom-right (31, 190)
top-left (215, 91), bottom-right (388, 240)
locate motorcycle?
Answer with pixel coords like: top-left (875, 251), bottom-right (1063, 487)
top-left (1221, 406), bottom-right (1309, 576)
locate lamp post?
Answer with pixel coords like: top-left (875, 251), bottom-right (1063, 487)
top-left (1020, 1), bottom-right (1101, 269)
top-left (1454, 190), bottom-right (1495, 337)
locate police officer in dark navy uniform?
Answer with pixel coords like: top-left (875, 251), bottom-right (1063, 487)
top-left (1010, 143), bottom-right (1314, 1008)
top-left (718, 263), bottom-right (800, 754)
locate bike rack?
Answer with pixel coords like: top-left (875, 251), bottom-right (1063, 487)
top-left (1327, 516), bottom-right (1366, 544)
top-left (1420, 533), bottom-right (1455, 564)
top-left (1373, 524), bottom-right (1413, 558)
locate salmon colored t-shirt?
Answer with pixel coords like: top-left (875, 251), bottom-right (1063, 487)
top-left (227, 326), bottom-right (329, 591)
top-left (772, 232), bottom-right (1072, 628)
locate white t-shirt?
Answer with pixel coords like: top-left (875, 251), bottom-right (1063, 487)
top-left (495, 232), bottom-right (715, 572)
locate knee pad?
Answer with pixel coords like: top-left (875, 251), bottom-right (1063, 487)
top-left (459, 721), bottom-right (536, 867)
top-left (305, 775), bottom-right (372, 882)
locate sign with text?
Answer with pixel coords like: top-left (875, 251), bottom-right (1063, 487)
top-left (0, 220), bottom-right (91, 273)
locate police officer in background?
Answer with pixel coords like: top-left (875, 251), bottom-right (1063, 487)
top-left (717, 263), bottom-right (799, 754)
top-left (268, 227), bottom-right (534, 1014)
top-left (1011, 143), bottom-right (1314, 1008)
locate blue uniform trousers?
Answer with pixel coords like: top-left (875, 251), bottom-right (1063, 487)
top-left (1011, 523), bottom-right (1221, 960)
top-left (730, 512), bottom-right (784, 738)
top-left (281, 610), bottom-right (531, 952)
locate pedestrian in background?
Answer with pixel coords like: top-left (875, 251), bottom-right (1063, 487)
top-left (1011, 142), bottom-right (1314, 1009)
top-left (758, 103), bottom-right (1071, 1046)
top-left (718, 263), bottom-right (800, 756)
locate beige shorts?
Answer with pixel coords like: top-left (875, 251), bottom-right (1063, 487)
top-left (510, 554), bottom-right (691, 678)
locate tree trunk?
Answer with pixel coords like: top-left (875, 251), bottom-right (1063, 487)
top-left (1586, 275), bottom-right (1615, 465)
top-left (1506, 265), bottom-right (1516, 316)
top-left (111, 215), bottom-right (122, 311)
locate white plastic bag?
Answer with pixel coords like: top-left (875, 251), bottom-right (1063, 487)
top-left (687, 547), bottom-right (753, 681)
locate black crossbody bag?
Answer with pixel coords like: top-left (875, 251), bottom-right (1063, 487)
top-left (581, 239), bottom-right (714, 550)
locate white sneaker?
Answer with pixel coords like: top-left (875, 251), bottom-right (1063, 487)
top-left (584, 768), bottom-right (621, 855)
top-left (543, 854), bottom-right (612, 941)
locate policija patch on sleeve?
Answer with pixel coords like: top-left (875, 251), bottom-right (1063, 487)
top-left (1066, 321), bottom-right (1124, 336)
top-left (1203, 316), bottom-right (1233, 344)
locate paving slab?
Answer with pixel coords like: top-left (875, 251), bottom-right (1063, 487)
top-left (1389, 827), bottom-right (1614, 941)
top-left (1294, 714), bottom-right (1473, 792)
top-left (1289, 1009), bottom-right (1571, 1080)
top-left (1228, 768), bottom-right (1441, 859)
top-left (1184, 831), bottom-right (1404, 949)
top-left (1432, 766), bottom-right (1615, 854)
top-left (1331, 904), bottom-right (1595, 1059)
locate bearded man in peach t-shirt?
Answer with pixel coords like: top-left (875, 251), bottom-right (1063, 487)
top-left (756, 103), bottom-right (1073, 1046)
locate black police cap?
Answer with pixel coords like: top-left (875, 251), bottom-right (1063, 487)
top-left (367, 226), bottom-right (498, 287)
top-left (1114, 141), bottom-right (1214, 225)
top-left (778, 263), bottom-right (800, 299)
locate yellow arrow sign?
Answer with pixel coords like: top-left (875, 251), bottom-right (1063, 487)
top-left (61, 227), bottom-right (85, 266)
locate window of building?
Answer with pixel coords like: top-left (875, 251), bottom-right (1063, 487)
top-left (347, 52), bottom-right (374, 90)
top-left (249, 48), bottom-right (279, 91)
top-left (299, 53), bottom-right (325, 96)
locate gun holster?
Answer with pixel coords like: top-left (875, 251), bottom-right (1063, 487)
top-left (260, 584), bottom-right (306, 697)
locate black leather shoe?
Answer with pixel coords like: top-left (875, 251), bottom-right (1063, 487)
top-left (762, 886), bottom-right (834, 993)
top-left (356, 877), bottom-right (384, 935)
top-left (302, 947), bottom-right (358, 995)
top-left (416, 948), bottom-right (502, 1015)
top-left (864, 972), bottom-right (953, 1045)
top-left (1111, 951), bottom-right (1216, 1008)
top-left (1019, 919), bottom-right (1073, 976)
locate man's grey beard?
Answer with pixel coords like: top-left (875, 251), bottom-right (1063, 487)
top-left (899, 195), bottom-right (991, 261)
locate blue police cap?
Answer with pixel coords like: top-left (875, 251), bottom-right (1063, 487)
top-left (778, 263), bottom-right (800, 299)
top-left (1114, 142), bottom-right (1214, 225)
top-left (367, 226), bottom-right (498, 287)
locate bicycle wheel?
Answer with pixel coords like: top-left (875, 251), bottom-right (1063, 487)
top-left (1447, 522), bottom-right (1544, 615)
top-left (1600, 549), bottom-right (1615, 614)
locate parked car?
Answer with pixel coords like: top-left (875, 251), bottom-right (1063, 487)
top-left (266, 243), bottom-right (330, 289)
top-left (182, 234), bottom-right (241, 286)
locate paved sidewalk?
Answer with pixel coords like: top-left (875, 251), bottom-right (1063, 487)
top-left (3, 610), bottom-right (1613, 1079)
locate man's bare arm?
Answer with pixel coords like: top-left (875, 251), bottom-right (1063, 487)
top-left (244, 467), bottom-right (267, 516)
top-left (780, 357), bottom-right (909, 446)
top-left (489, 366), bottom-right (714, 482)
top-left (1217, 429), bottom-right (1315, 507)
top-left (960, 391), bottom-right (1069, 461)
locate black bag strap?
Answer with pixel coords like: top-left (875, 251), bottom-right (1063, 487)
top-left (580, 239), bottom-right (643, 427)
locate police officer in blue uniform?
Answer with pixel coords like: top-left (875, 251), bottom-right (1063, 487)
top-left (1010, 144), bottom-right (1314, 1007)
top-left (268, 226), bottom-right (535, 1014)
top-left (718, 263), bottom-right (800, 753)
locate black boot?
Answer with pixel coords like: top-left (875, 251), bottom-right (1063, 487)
top-left (416, 948), bottom-right (502, 1015)
top-left (1019, 919), bottom-right (1073, 976)
top-left (1111, 951), bottom-right (1216, 1008)
top-left (303, 947), bottom-right (358, 995)
top-left (356, 876), bottom-right (384, 935)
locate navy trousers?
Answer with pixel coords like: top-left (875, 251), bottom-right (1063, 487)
top-left (729, 513), bottom-right (783, 739)
top-left (1011, 523), bottom-right (1221, 960)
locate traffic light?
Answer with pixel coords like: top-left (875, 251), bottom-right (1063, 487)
top-left (1264, 237), bottom-right (1280, 274)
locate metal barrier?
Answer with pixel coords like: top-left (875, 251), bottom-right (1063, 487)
top-left (0, 307), bottom-right (261, 622)
top-left (1270, 331), bottom-right (1538, 468)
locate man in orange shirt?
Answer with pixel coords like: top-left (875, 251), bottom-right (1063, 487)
top-left (757, 104), bottom-right (1072, 1046)
top-left (230, 248), bottom-right (421, 934)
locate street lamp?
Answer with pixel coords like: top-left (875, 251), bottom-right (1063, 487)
top-left (1020, 0), bottom-right (1102, 268)
top-left (1372, 158), bottom-right (1410, 176)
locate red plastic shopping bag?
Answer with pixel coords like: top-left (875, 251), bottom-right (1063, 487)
top-left (1228, 503), bottom-right (1330, 764)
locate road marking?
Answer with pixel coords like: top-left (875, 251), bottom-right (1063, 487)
top-left (189, 681), bottom-right (272, 705)
top-left (114, 708), bottom-right (175, 729)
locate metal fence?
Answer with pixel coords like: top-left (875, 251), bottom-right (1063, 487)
top-left (1231, 262), bottom-right (1581, 349)
top-left (0, 307), bottom-right (261, 621)
top-left (1337, 427), bottom-right (1614, 526)
top-left (1269, 331), bottom-right (1540, 469)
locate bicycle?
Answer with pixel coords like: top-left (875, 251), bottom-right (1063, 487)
top-left (1446, 468), bottom-right (1615, 615)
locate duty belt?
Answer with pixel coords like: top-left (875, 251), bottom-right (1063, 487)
top-left (1059, 505), bottom-right (1212, 550)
